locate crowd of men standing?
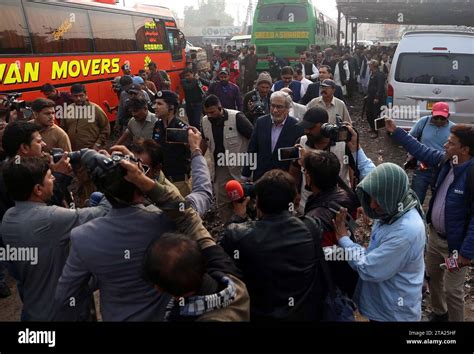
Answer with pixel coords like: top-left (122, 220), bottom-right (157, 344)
top-left (0, 42), bottom-right (473, 324)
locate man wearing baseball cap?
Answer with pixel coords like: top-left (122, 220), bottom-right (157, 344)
top-left (385, 113), bottom-right (474, 322)
top-left (307, 79), bottom-right (352, 124)
top-left (407, 102), bottom-right (455, 205)
top-left (290, 107), bottom-right (374, 213)
top-left (208, 68), bottom-right (243, 111)
top-left (152, 90), bottom-right (192, 196)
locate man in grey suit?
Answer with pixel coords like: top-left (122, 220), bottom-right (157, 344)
top-left (1, 157), bottom-right (110, 321)
top-left (55, 130), bottom-right (215, 321)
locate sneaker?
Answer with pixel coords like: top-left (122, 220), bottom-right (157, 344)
top-left (0, 282), bottom-right (11, 298)
top-left (428, 312), bottom-right (448, 322)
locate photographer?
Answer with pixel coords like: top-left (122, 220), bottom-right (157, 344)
top-left (55, 144), bottom-right (216, 321)
top-left (132, 130), bottom-right (213, 217)
top-left (243, 73), bottom-right (272, 125)
top-left (290, 107), bottom-right (375, 213)
top-left (220, 169), bottom-right (325, 321)
top-left (1, 157), bottom-right (110, 321)
top-left (201, 95), bottom-right (253, 223)
top-left (0, 121), bottom-right (73, 215)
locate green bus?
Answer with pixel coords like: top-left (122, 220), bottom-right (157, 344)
top-left (250, 0), bottom-right (337, 71)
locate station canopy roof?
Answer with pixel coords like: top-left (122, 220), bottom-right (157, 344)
top-left (336, 0), bottom-right (474, 26)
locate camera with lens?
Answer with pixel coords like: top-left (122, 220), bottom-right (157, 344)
top-left (51, 148), bottom-right (84, 164)
top-left (320, 123), bottom-right (352, 143)
top-left (0, 92), bottom-right (28, 112)
top-left (250, 91), bottom-right (266, 116)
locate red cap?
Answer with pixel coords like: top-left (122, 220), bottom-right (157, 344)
top-left (432, 102), bottom-right (449, 118)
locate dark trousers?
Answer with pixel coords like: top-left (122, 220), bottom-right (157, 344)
top-left (185, 102), bottom-right (202, 130)
top-left (366, 98), bottom-right (382, 131)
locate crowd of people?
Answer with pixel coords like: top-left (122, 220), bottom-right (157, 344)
top-left (0, 42), bottom-right (473, 323)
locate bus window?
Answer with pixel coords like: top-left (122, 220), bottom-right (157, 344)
top-left (89, 11), bottom-right (136, 52)
top-left (167, 29), bottom-right (183, 61)
top-left (133, 16), bottom-right (168, 52)
top-left (0, 0), bottom-right (31, 54)
top-left (258, 5), bottom-right (308, 23)
top-left (25, 2), bottom-right (93, 54)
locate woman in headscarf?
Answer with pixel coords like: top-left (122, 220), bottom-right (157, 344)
top-left (332, 162), bottom-right (426, 321)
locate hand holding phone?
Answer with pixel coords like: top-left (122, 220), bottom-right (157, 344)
top-left (278, 147), bottom-right (301, 161)
top-left (374, 117), bottom-right (386, 130)
top-left (166, 128), bottom-right (189, 144)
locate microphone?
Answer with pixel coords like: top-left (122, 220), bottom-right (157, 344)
top-left (225, 180), bottom-right (245, 202)
top-left (88, 192), bottom-right (104, 207)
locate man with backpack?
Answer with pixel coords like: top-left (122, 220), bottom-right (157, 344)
top-left (407, 102), bottom-right (455, 204)
top-left (386, 118), bottom-right (474, 321)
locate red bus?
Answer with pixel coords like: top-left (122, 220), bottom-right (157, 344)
top-left (0, 0), bottom-right (187, 121)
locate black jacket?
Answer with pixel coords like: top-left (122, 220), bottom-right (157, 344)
top-left (304, 188), bottom-right (360, 298)
top-left (367, 70), bottom-right (386, 101)
top-left (221, 211), bottom-right (325, 321)
top-left (241, 114), bottom-right (304, 182)
top-left (299, 83), bottom-right (345, 105)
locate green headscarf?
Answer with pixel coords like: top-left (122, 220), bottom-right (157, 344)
top-left (356, 163), bottom-right (423, 225)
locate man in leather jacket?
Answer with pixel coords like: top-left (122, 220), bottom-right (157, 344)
top-left (220, 169), bottom-right (325, 321)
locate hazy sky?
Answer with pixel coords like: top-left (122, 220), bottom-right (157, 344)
top-left (132, 0), bottom-right (339, 22)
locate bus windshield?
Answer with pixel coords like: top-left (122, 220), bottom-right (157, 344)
top-left (257, 5), bottom-right (308, 23)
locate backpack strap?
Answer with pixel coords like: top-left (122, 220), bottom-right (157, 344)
top-left (415, 116), bottom-right (430, 141)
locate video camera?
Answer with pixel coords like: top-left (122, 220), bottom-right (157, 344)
top-left (51, 148), bottom-right (140, 196)
top-left (250, 91), bottom-right (266, 116)
top-left (0, 93), bottom-right (27, 111)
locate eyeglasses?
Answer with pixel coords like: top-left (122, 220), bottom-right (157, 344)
top-left (432, 116), bottom-right (447, 122)
top-left (270, 104), bottom-right (287, 110)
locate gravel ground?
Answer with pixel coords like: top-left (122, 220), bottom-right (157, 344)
top-left (1, 91), bottom-right (472, 322)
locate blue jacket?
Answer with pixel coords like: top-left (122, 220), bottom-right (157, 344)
top-left (242, 114), bottom-right (304, 181)
top-left (339, 208), bottom-right (426, 321)
top-left (392, 128), bottom-right (474, 258)
top-left (273, 80), bottom-right (303, 103)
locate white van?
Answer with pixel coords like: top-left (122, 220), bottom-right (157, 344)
top-left (387, 31), bottom-right (474, 129)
